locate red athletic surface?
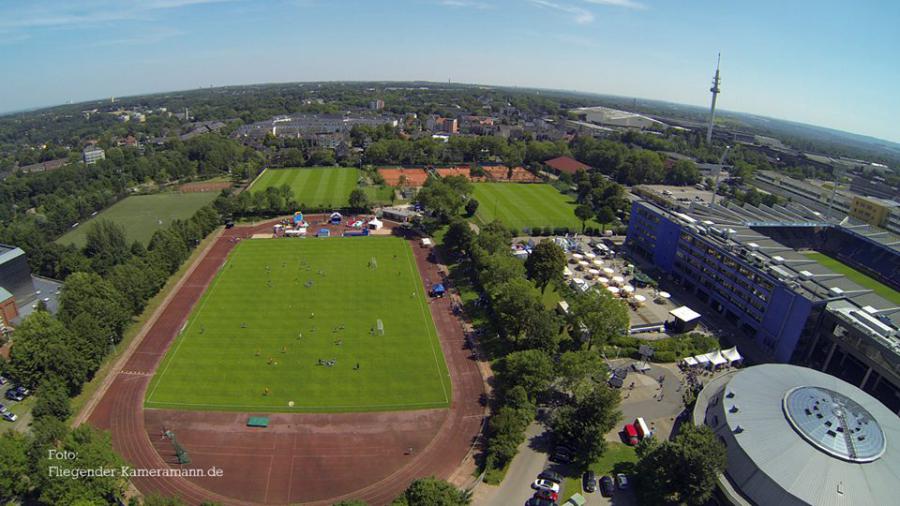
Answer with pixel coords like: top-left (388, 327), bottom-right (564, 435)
top-left (87, 218), bottom-right (485, 505)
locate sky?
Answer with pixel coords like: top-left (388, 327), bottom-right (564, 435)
top-left (1, 0), bottom-right (898, 143)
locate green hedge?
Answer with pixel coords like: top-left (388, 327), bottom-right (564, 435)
top-left (601, 332), bottom-right (719, 362)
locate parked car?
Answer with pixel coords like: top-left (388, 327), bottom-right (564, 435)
top-left (582, 471), bottom-right (597, 493)
top-left (0, 375), bottom-right (7, 385)
top-left (616, 473), bottom-right (629, 490)
top-left (549, 449), bottom-right (572, 464)
top-left (599, 476), bottom-right (615, 497)
top-left (532, 479), bottom-right (561, 493)
top-left (5, 390), bottom-right (23, 402)
top-left (525, 498), bottom-right (557, 506)
top-left (0, 403), bottom-right (7, 413)
top-left (534, 488), bottom-right (559, 502)
top-left (538, 470), bottom-right (562, 484)
top-left (15, 386), bottom-right (30, 397)
top-left (2, 411), bottom-right (17, 422)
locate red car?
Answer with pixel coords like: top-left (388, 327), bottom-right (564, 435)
top-left (534, 489), bottom-right (559, 502)
top-left (624, 423), bottom-right (639, 445)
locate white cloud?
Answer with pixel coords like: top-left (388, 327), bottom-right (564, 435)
top-left (0, 0), bottom-right (238, 30)
top-left (438, 0), bottom-right (493, 8)
top-left (527, 0), bottom-right (594, 24)
top-left (582, 0), bottom-right (645, 9)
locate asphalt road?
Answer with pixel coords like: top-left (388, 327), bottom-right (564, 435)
top-left (485, 422), bottom-right (552, 506)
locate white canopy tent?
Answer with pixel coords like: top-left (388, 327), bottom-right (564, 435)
top-left (367, 217), bottom-right (383, 230)
top-left (721, 346), bottom-right (743, 365)
top-left (682, 356), bottom-right (699, 367)
top-left (694, 354), bottom-right (711, 367)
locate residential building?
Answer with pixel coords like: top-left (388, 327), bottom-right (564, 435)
top-left (369, 99), bottom-right (384, 110)
top-left (849, 195), bottom-right (899, 228)
top-left (82, 146), bottom-right (106, 165)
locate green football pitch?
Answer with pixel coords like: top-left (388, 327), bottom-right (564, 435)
top-left (472, 183), bottom-right (596, 231)
top-left (145, 237), bottom-right (451, 412)
top-left (57, 192), bottom-right (218, 247)
top-left (803, 252), bottom-right (900, 305)
top-left (250, 167), bottom-right (360, 208)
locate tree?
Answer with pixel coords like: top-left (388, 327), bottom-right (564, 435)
top-left (494, 350), bottom-right (554, 402)
top-left (417, 177), bottom-right (469, 223)
top-left (489, 278), bottom-right (545, 344)
top-left (400, 477), bottom-right (470, 506)
top-left (575, 204), bottom-right (593, 232)
top-left (0, 431), bottom-right (30, 501)
top-left (524, 240), bottom-right (566, 293)
top-left (666, 159), bottom-right (701, 186)
top-left (34, 426), bottom-right (128, 506)
top-left (58, 272), bottom-right (131, 343)
top-left (348, 188), bottom-right (370, 213)
top-left (7, 311), bottom-right (90, 392)
top-left (33, 376), bottom-right (72, 420)
top-left (569, 290), bottom-right (629, 349)
top-left (633, 424), bottom-right (727, 506)
top-left (308, 149), bottom-right (336, 166)
top-left (549, 386), bottom-right (621, 469)
top-left (477, 252), bottom-right (526, 291)
top-left (557, 350), bottom-right (607, 402)
top-left (475, 220), bottom-right (512, 255)
top-left (83, 220), bottom-right (131, 274)
top-left (596, 207), bottom-right (616, 232)
top-left (443, 218), bottom-right (475, 257)
top-left (464, 198), bottom-right (479, 217)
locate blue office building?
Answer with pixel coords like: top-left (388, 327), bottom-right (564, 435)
top-left (626, 198), bottom-right (900, 412)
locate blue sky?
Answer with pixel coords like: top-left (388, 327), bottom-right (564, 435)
top-left (1, 0), bottom-right (898, 143)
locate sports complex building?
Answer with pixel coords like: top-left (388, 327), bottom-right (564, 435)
top-left (625, 197), bottom-right (900, 413)
top-left (693, 364), bottom-right (900, 506)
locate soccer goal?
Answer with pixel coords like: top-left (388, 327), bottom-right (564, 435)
top-left (376, 319), bottom-right (384, 336)
top-left (369, 256), bottom-right (378, 269)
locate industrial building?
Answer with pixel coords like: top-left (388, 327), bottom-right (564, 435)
top-left (625, 197), bottom-right (900, 412)
top-left (0, 244), bottom-right (62, 325)
top-left (693, 364), bottom-right (900, 506)
top-left (572, 106), bottom-right (666, 130)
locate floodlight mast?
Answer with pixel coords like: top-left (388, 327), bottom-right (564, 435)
top-left (706, 53), bottom-right (722, 145)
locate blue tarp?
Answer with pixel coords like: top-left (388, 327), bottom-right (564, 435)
top-left (318, 228), bottom-right (330, 237)
top-left (432, 284), bottom-right (446, 294)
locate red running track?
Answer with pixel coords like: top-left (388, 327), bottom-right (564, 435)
top-left (86, 220), bottom-right (486, 505)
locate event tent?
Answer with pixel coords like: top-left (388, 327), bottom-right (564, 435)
top-left (721, 346), bottom-right (743, 364)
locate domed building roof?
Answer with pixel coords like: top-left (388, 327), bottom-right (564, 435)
top-left (692, 364), bottom-right (900, 506)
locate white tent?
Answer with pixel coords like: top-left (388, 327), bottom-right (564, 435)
top-left (578, 260), bottom-right (590, 270)
top-left (592, 259), bottom-right (604, 267)
top-left (612, 276), bottom-right (625, 285)
top-left (682, 356), bottom-right (698, 367)
top-left (368, 217), bottom-right (383, 230)
top-left (571, 253), bottom-right (584, 261)
top-left (563, 267), bottom-right (574, 278)
top-left (721, 346), bottom-right (743, 364)
top-left (597, 276), bottom-right (609, 285)
top-left (572, 278), bottom-right (586, 286)
top-left (703, 350), bottom-right (727, 367)
top-left (584, 252), bottom-right (597, 260)
top-left (588, 268), bottom-right (600, 276)
top-left (694, 353), bottom-right (711, 366)
top-left (633, 294), bottom-right (647, 303)
top-left (622, 285), bottom-right (635, 294)
top-left (602, 267), bottom-right (615, 276)
top-left (657, 291), bottom-right (671, 300)
top-left (606, 286), bottom-right (621, 295)
top-left (420, 238), bottom-right (433, 247)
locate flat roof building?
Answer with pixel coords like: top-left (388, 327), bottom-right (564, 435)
top-left (693, 364), bottom-right (900, 506)
top-left (626, 198), bottom-right (900, 412)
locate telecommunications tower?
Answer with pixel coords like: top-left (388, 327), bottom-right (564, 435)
top-left (706, 53), bottom-right (722, 144)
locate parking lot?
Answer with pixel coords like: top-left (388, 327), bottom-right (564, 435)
top-left (0, 378), bottom-right (34, 432)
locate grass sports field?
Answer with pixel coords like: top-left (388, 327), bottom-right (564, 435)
top-left (803, 252), bottom-right (900, 305)
top-left (472, 183), bottom-right (595, 231)
top-left (57, 192), bottom-right (218, 247)
top-left (145, 236), bottom-right (451, 412)
top-left (250, 167), bottom-right (359, 208)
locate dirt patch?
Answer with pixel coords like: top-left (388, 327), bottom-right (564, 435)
top-left (180, 181), bottom-right (232, 193)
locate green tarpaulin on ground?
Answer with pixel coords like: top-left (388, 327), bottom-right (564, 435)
top-left (247, 416), bottom-right (270, 427)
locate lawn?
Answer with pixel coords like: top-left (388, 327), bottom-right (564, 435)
top-left (57, 192), bottom-right (218, 247)
top-left (559, 443), bottom-right (637, 502)
top-left (803, 252), bottom-right (900, 305)
top-left (471, 183), bottom-right (595, 232)
top-left (250, 167), bottom-right (360, 209)
top-left (145, 236), bottom-right (451, 412)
